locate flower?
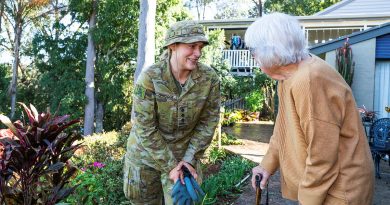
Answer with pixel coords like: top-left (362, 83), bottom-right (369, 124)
top-left (92, 161), bottom-right (105, 169)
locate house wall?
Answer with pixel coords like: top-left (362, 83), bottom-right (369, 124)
top-left (324, 39), bottom-right (376, 110)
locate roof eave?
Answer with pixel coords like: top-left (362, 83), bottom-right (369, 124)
top-left (309, 22), bottom-right (390, 55)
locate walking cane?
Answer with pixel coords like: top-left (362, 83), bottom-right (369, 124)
top-left (255, 174), bottom-right (262, 205)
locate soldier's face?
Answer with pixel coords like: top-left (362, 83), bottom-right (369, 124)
top-left (171, 42), bottom-right (205, 71)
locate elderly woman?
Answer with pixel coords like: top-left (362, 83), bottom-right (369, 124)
top-left (246, 13), bottom-right (374, 205)
top-left (123, 20), bottom-right (220, 205)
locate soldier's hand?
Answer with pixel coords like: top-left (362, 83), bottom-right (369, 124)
top-left (182, 161), bottom-right (198, 180)
top-left (169, 161), bottom-right (184, 184)
top-left (251, 165), bottom-right (270, 190)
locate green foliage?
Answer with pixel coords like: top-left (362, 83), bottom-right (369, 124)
top-left (65, 160), bottom-right (127, 205)
top-left (201, 156), bottom-right (255, 204)
top-left (0, 103), bottom-right (82, 205)
top-left (205, 132), bottom-right (242, 164)
top-left (29, 11), bottom-right (88, 121)
top-left (201, 29), bottom-right (237, 101)
top-left (207, 147), bottom-right (228, 165)
top-left (155, 0), bottom-right (192, 57)
top-left (213, 0), bottom-right (253, 19)
top-left (264, 0), bottom-right (341, 15)
top-left (220, 132), bottom-right (242, 146)
top-left (336, 39), bottom-right (354, 86)
top-left (3, 0), bottom-right (190, 132)
top-left (67, 0), bottom-right (140, 131)
top-left (245, 90), bottom-right (264, 112)
top-left (67, 131), bottom-right (127, 204)
top-left (222, 110), bottom-right (243, 126)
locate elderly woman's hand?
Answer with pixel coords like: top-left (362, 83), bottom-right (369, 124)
top-left (251, 165), bottom-right (271, 190)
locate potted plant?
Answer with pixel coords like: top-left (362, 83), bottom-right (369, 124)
top-left (358, 105), bottom-right (377, 123)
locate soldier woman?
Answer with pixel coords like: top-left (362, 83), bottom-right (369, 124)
top-left (123, 20), bottom-right (220, 204)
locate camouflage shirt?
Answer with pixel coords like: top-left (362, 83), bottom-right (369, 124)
top-left (129, 60), bottom-right (220, 173)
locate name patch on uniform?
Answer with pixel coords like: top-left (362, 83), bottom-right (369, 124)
top-left (134, 85), bottom-right (146, 99)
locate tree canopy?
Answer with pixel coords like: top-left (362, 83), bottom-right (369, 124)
top-left (264, 0), bottom-right (341, 16)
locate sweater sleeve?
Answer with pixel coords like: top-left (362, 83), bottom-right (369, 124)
top-left (260, 134), bottom-right (280, 174)
top-left (298, 119), bottom-right (340, 205)
top-left (292, 62), bottom-right (346, 205)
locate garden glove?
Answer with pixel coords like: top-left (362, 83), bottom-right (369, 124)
top-left (182, 166), bottom-right (206, 203)
top-left (171, 179), bottom-right (192, 205)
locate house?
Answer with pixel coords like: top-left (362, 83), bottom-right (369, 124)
top-left (310, 22), bottom-right (390, 119)
top-left (198, 0), bottom-right (390, 76)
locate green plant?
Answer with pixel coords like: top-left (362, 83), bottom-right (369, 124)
top-left (222, 110), bottom-right (243, 126)
top-left (336, 38), bottom-right (355, 86)
top-left (0, 103), bottom-right (82, 205)
top-left (201, 156), bottom-right (255, 204)
top-left (245, 90), bottom-right (264, 112)
top-left (67, 131), bottom-right (128, 204)
top-left (66, 160), bottom-right (127, 205)
top-left (220, 133), bottom-right (242, 146)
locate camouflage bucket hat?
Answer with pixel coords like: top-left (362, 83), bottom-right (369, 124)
top-left (164, 20), bottom-right (209, 48)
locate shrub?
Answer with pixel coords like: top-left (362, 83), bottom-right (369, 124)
top-left (222, 110), bottom-right (243, 126)
top-left (0, 103), bottom-right (82, 205)
top-left (245, 90), bottom-right (264, 112)
top-left (65, 160), bottom-right (128, 205)
top-left (68, 131), bottom-right (128, 204)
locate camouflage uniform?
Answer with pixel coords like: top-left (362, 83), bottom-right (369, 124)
top-left (124, 21), bottom-right (221, 205)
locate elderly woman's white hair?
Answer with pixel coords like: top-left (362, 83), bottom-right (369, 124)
top-left (245, 13), bottom-right (309, 69)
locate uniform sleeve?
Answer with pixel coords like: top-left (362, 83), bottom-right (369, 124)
top-left (132, 73), bottom-right (177, 173)
top-left (182, 78), bottom-right (221, 165)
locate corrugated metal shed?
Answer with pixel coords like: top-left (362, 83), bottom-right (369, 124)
top-left (315, 0), bottom-right (390, 16)
top-left (376, 34), bottom-right (390, 58)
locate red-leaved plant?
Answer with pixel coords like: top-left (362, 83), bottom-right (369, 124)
top-left (0, 103), bottom-right (83, 205)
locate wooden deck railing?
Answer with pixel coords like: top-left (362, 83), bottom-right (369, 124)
top-left (222, 50), bottom-right (259, 76)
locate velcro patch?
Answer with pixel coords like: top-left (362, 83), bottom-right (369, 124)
top-left (134, 85), bottom-right (146, 99)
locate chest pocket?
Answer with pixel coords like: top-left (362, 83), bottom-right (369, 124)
top-left (155, 92), bottom-right (176, 133)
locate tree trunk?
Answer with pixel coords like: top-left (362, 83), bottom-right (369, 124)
top-left (83, 0), bottom-right (98, 136)
top-left (132, 0), bottom-right (156, 122)
top-left (134, 0), bottom-right (156, 82)
top-left (202, 0), bottom-right (206, 20)
top-left (252, 0), bottom-right (262, 17)
top-left (95, 100), bottom-right (104, 133)
top-left (195, 0), bottom-right (200, 20)
top-left (54, 0), bottom-right (59, 40)
top-left (259, 0), bottom-right (262, 17)
top-left (10, 11), bottom-right (23, 119)
top-left (0, 0), bottom-right (5, 33)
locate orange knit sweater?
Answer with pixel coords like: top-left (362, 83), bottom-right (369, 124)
top-left (261, 55), bottom-right (375, 205)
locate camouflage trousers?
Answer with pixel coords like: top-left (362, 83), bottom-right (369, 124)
top-left (123, 135), bottom-right (202, 205)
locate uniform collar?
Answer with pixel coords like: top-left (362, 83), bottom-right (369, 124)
top-left (160, 59), bottom-right (202, 96)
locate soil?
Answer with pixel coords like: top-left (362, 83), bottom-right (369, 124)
top-left (217, 121), bottom-right (390, 205)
